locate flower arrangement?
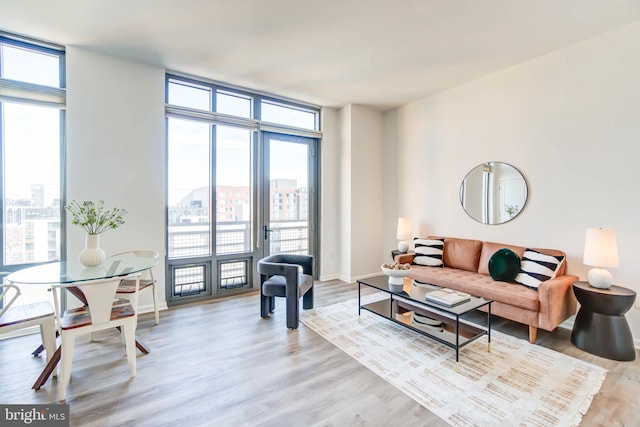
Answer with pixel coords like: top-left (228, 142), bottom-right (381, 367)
top-left (65, 200), bottom-right (127, 235)
top-left (505, 204), bottom-right (519, 218)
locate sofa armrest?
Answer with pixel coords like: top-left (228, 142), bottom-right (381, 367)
top-left (394, 253), bottom-right (415, 264)
top-left (537, 274), bottom-right (579, 331)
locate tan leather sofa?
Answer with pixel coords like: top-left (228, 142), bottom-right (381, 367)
top-left (395, 236), bottom-right (578, 344)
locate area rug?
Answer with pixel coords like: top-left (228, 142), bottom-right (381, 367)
top-left (300, 294), bottom-right (607, 427)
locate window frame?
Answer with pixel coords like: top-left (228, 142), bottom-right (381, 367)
top-left (0, 33), bottom-right (66, 271)
top-left (165, 73), bottom-right (321, 305)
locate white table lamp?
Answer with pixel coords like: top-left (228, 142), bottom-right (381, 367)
top-left (583, 227), bottom-right (619, 289)
top-left (396, 217), bottom-right (412, 253)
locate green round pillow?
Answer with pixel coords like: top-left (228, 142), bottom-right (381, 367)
top-left (488, 248), bottom-right (521, 282)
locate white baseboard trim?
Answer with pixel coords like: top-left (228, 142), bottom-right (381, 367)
top-left (351, 272), bottom-right (385, 283)
top-left (136, 301), bottom-right (169, 316)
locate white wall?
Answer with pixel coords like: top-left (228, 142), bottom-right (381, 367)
top-left (330, 104), bottom-right (387, 282)
top-left (319, 107), bottom-right (340, 280)
top-left (338, 106), bottom-right (352, 282)
top-left (66, 47), bottom-right (167, 313)
top-left (350, 105), bottom-right (385, 279)
top-left (390, 21), bottom-right (640, 344)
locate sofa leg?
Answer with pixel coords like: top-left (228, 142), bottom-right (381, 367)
top-left (529, 326), bottom-right (538, 344)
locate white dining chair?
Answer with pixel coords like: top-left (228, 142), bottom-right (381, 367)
top-left (112, 250), bottom-right (160, 325)
top-left (0, 280), bottom-right (57, 370)
top-left (51, 273), bottom-right (141, 401)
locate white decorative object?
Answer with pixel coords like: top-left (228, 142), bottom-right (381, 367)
top-left (65, 200), bottom-right (127, 268)
top-left (583, 227), bottom-right (619, 289)
top-left (396, 217), bottom-right (412, 252)
top-left (78, 234), bottom-right (106, 267)
top-left (381, 264), bottom-right (412, 292)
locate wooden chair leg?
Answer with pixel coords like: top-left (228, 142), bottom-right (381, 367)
top-left (32, 346), bottom-right (61, 390)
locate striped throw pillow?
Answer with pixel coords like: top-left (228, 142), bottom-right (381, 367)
top-left (515, 248), bottom-right (564, 290)
top-left (413, 238), bottom-right (444, 267)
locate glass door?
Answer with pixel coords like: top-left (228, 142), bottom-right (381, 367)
top-left (261, 132), bottom-right (317, 264)
top-left (166, 125), bottom-right (320, 302)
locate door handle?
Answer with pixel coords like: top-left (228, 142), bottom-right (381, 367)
top-left (264, 225), bottom-right (273, 240)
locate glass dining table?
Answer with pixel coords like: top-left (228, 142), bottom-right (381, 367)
top-left (6, 252), bottom-right (159, 390)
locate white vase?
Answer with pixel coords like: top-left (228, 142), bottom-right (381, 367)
top-left (78, 234), bottom-right (106, 267)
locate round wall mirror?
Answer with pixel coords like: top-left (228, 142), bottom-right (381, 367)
top-left (459, 162), bottom-right (528, 225)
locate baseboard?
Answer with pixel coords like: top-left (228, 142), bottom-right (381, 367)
top-left (136, 301), bottom-right (169, 316)
top-left (559, 316), bottom-right (575, 330)
top-left (351, 272), bottom-right (385, 283)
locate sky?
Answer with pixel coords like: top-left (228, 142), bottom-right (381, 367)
top-left (167, 118), bottom-right (309, 206)
top-left (2, 43), bottom-right (61, 206)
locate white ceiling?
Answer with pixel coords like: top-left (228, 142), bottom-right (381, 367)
top-left (2, 0), bottom-right (640, 110)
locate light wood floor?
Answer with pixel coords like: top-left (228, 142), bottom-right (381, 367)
top-left (1, 279), bottom-right (639, 427)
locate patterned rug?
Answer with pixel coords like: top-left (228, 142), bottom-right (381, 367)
top-left (300, 294), bottom-right (607, 427)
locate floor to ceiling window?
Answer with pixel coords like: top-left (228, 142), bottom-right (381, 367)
top-left (0, 34), bottom-right (65, 305)
top-left (165, 74), bottom-right (320, 304)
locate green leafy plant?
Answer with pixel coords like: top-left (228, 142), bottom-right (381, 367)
top-left (505, 204), bottom-right (519, 218)
top-left (65, 200), bottom-right (127, 235)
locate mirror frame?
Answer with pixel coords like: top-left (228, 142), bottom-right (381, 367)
top-left (459, 162), bottom-right (528, 225)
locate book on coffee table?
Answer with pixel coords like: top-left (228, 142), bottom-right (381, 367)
top-left (425, 289), bottom-right (471, 307)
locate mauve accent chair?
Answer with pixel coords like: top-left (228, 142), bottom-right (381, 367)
top-left (258, 254), bottom-right (314, 329)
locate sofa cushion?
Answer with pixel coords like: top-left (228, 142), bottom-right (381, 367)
top-left (514, 248), bottom-right (565, 290)
top-left (533, 248), bottom-right (568, 276)
top-left (408, 266), bottom-right (539, 311)
top-left (488, 248), bottom-right (521, 282)
top-left (413, 238), bottom-right (444, 267)
top-left (478, 242), bottom-right (526, 275)
top-left (431, 237), bottom-right (483, 272)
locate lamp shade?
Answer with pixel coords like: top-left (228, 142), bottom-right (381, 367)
top-left (583, 227), bottom-right (619, 267)
top-left (396, 217), bottom-right (412, 240)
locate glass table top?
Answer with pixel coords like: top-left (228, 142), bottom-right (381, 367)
top-left (6, 253), bottom-right (159, 285)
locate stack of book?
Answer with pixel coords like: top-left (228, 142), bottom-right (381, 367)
top-left (425, 289), bottom-right (471, 307)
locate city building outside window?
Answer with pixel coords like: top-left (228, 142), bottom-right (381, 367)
top-left (0, 34), bottom-right (65, 270)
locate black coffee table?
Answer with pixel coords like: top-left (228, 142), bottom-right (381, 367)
top-left (357, 275), bottom-right (492, 371)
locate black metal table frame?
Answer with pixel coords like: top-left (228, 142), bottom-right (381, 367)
top-left (357, 276), bottom-right (492, 371)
